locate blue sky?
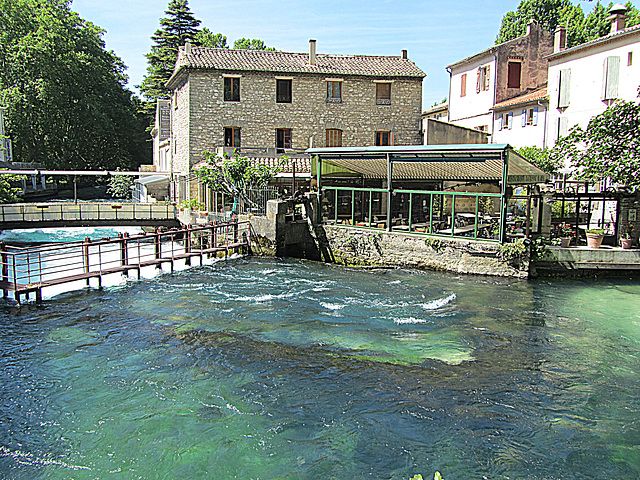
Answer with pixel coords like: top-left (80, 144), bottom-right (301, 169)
top-left (71, 0), bottom-right (594, 110)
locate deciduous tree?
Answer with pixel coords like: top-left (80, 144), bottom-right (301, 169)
top-left (496, 1), bottom-right (639, 48)
top-left (0, 0), bottom-right (149, 170)
top-left (516, 146), bottom-right (562, 175)
top-left (233, 38), bottom-right (276, 51)
top-left (196, 27), bottom-right (227, 48)
top-left (552, 100), bottom-right (640, 189)
top-left (194, 151), bottom-right (282, 212)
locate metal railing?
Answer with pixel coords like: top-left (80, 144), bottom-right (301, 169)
top-left (0, 221), bottom-right (250, 302)
top-left (0, 202), bottom-right (176, 225)
top-left (321, 186), bottom-right (504, 242)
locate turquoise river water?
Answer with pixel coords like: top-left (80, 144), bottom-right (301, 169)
top-left (0, 228), bottom-right (639, 479)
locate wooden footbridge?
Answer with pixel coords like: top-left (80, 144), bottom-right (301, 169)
top-left (0, 221), bottom-right (251, 304)
top-left (0, 202), bottom-right (180, 230)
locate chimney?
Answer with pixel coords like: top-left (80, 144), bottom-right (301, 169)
top-left (526, 19), bottom-right (536, 36)
top-left (554, 26), bottom-right (567, 53)
top-left (608, 3), bottom-right (628, 34)
top-left (309, 39), bottom-right (316, 65)
top-left (185, 39), bottom-right (192, 55)
top-left (401, 50), bottom-right (408, 59)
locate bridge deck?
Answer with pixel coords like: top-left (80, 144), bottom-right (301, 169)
top-left (0, 202), bottom-right (181, 230)
top-left (0, 222), bottom-right (251, 303)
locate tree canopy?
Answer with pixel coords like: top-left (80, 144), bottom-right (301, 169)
top-left (551, 100), bottom-right (640, 189)
top-left (0, 0), bottom-right (149, 170)
top-left (496, 1), bottom-right (640, 48)
top-left (195, 27), bottom-right (228, 48)
top-left (516, 146), bottom-right (563, 175)
top-left (233, 38), bottom-right (276, 51)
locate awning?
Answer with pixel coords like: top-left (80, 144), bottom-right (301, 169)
top-left (135, 175), bottom-right (170, 186)
top-left (307, 144), bottom-right (549, 185)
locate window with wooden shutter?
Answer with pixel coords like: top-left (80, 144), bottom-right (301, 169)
top-left (521, 109), bottom-right (527, 127)
top-left (276, 128), bottom-right (292, 153)
top-left (558, 69), bottom-right (571, 108)
top-left (224, 127), bottom-right (241, 147)
top-left (375, 131), bottom-right (390, 146)
top-left (461, 74), bottom-right (467, 97)
top-left (376, 83), bottom-right (391, 105)
top-left (507, 62), bottom-right (521, 89)
top-left (532, 107), bottom-right (538, 126)
top-left (602, 56), bottom-right (620, 101)
top-left (498, 113), bottom-right (503, 130)
top-left (558, 117), bottom-right (568, 139)
top-left (326, 129), bottom-right (342, 147)
top-left (276, 79), bottom-right (292, 103)
top-left (223, 77), bottom-right (240, 102)
top-left (476, 66), bottom-right (490, 92)
top-left (327, 81), bottom-right (342, 103)
top-left (507, 112), bottom-right (513, 130)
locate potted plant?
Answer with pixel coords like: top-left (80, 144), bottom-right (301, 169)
top-left (557, 222), bottom-right (574, 248)
top-left (620, 223), bottom-right (635, 249)
top-left (586, 228), bottom-right (605, 249)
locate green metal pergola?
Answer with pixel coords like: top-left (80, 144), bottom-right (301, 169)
top-left (306, 144), bottom-right (549, 243)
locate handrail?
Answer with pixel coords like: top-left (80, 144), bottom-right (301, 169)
top-left (0, 221), bottom-right (251, 298)
top-left (0, 202), bottom-right (178, 226)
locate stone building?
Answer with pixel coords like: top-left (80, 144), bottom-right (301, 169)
top-left (163, 40), bottom-right (425, 203)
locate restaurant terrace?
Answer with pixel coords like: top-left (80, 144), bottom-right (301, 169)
top-left (307, 144), bottom-right (550, 243)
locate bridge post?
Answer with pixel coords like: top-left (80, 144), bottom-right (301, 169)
top-left (154, 228), bottom-right (161, 267)
top-left (233, 218), bottom-right (239, 243)
top-left (0, 241), bottom-right (7, 298)
top-left (83, 237), bottom-right (91, 286)
top-left (185, 224), bottom-right (191, 266)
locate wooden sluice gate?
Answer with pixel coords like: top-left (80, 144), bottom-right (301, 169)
top-left (0, 220), bottom-right (251, 304)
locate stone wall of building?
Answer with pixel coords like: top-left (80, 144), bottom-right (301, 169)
top-left (182, 71), bottom-right (423, 168)
top-left (172, 77), bottom-right (191, 176)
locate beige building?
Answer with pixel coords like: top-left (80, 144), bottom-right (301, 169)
top-left (162, 40), bottom-right (425, 203)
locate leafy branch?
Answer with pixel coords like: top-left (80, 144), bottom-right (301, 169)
top-left (193, 151), bottom-right (283, 212)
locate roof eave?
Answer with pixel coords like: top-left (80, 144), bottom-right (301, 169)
top-left (546, 26), bottom-right (640, 61)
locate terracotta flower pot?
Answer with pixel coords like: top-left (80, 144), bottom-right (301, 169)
top-left (559, 237), bottom-right (571, 248)
top-left (586, 232), bottom-right (605, 249)
top-left (621, 238), bottom-right (633, 249)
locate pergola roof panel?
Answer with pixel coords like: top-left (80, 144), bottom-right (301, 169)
top-left (308, 144), bottom-right (549, 184)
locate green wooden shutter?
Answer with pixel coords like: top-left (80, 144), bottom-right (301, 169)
top-left (602, 56), bottom-right (620, 100)
top-left (558, 69), bottom-right (571, 108)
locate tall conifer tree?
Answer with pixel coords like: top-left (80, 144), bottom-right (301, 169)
top-left (139, 0), bottom-right (201, 105)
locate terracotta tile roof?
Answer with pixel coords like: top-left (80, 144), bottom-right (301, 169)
top-left (422, 102), bottom-right (448, 116)
top-left (170, 46), bottom-right (426, 83)
top-left (193, 155), bottom-right (311, 175)
top-left (249, 155), bottom-right (311, 175)
top-left (491, 87), bottom-right (548, 110)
